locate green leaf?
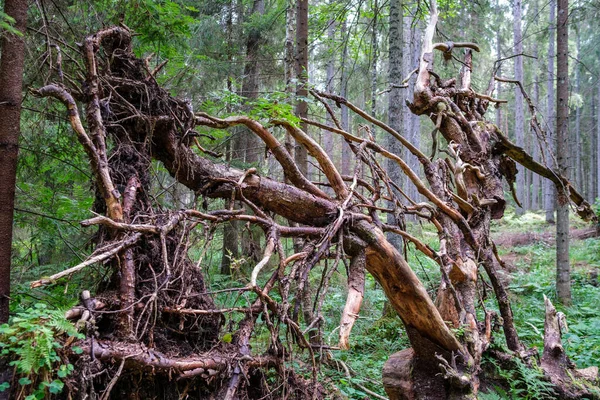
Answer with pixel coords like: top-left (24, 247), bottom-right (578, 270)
top-left (48, 380), bottom-right (64, 394)
top-left (221, 333), bottom-right (233, 343)
top-left (18, 377), bottom-right (32, 386)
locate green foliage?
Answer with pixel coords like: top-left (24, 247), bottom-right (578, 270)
top-left (482, 352), bottom-right (556, 400)
top-left (502, 236), bottom-right (600, 368)
top-left (249, 93), bottom-right (300, 125)
top-left (92, 0), bottom-right (197, 59)
top-left (0, 304), bottom-right (83, 399)
top-left (0, 10), bottom-right (22, 36)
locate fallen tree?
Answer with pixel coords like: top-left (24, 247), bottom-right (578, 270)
top-left (17, 1), bottom-right (599, 398)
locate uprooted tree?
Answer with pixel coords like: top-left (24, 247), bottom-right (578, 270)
top-left (21, 1), bottom-right (599, 399)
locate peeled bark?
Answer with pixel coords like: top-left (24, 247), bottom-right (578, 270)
top-left (338, 247), bottom-right (366, 350)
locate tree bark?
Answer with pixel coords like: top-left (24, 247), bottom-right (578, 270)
top-left (370, 0), bottom-right (379, 131)
top-left (340, 18), bottom-right (351, 176)
top-left (513, 0), bottom-right (526, 215)
top-left (495, 0), bottom-right (502, 129)
top-left (0, 0), bottom-right (27, 324)
top-left (295, 0), bottom-right (309, 178)
top-left (573, 22), bottom-right (581, 189)
top-left (410, 23), bottom-right (421, 204)
top-left (532, 0), bottom-right (541, 210)
top-left (241, 0), bottom-right (265, 164)
top-left (386, 0), bottom-right (404, 250)
top-left (221, 2), bottom-right (239, 275)
top-left (590, 88), bottom-right (596, 203)
top-left (545, 0), bottom-right (557, 223)
top-left (556, 0), bottom-right (571, 305)
top-left (323, 4), bottom-right (335, 170)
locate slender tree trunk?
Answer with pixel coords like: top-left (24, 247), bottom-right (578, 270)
top-left (284, 0), bottom-right (296, 162)
top-left (242, 0), bottom-right (265, 164)
top-left (295, 0), bottom-right (309, 177)
top-left (495, 0), bottom-right (502, 128)
top-left (409, 21), bottom-right (421, 203)
top-left (514, 0), bottom-right (525, 215)
top-left (386, 0), bottom-right (404, 250)
top-left (323, 6), bottom-right (335, 168)
top-left (340, 19), bottom-right (351, 176)
top-left (597, 78), bottom-right (600, 199)
top-left (221, 1), bottom-right (239, 275)
top-left (370, 0), bottom-right (378, 131)
top-left (556, 0), bottom-right (571, 305)
top-left (574, 24), bottom-right (581, 191)
top-left (545, 0), bottom-right (557, 223)
top-left (532, 0), bottom-right (540, 210)
top-left (590, 88), bottom-right (596, 203)
top-left (0, 0), bottom-right (27, 323)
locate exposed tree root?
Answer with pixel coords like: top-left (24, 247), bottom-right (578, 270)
top-left (24, 11), bottom-right (599, 399)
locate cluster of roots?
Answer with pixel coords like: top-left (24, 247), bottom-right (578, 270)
top-left (34, 28), bottom-right (326, 400)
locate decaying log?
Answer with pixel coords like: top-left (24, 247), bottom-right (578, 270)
top-left (541, 296), bottom-right (599, 399)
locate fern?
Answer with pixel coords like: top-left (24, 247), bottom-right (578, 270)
top-left (482, 353), bottom-right (556, 400)
top-left (0, 303), bottom-right (83, 398)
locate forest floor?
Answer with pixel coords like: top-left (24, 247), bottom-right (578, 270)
top-left (320, 210), bottom-right (600, 399)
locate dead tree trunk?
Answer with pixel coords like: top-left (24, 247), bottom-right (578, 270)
top-left (27, 15), bottom-right (598, 400)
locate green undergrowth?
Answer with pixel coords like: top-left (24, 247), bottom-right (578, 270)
top-left (500, 235), bottom-right (600, 368)
top-left (480, 211), bottom-right (600, 399)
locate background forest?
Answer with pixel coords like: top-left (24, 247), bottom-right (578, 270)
top-left (1, 0), bottom-right (600, 399)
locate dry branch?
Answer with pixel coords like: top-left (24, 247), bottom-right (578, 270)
top-left (30, 233), bottom-right (142, 288)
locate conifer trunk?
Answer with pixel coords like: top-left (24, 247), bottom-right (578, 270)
top-left (545, 0), bottom-right (557, 223)
top-left (556, 0), bottom-right (571, 305)
top-left (386, 0), bottom-right (404, 250)
top-left (0, 0), bottom-right (27, 323)
top-left (295, 0), bottom-right (309, 177)
top-left (513, 0), bottom-right (525, 214)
